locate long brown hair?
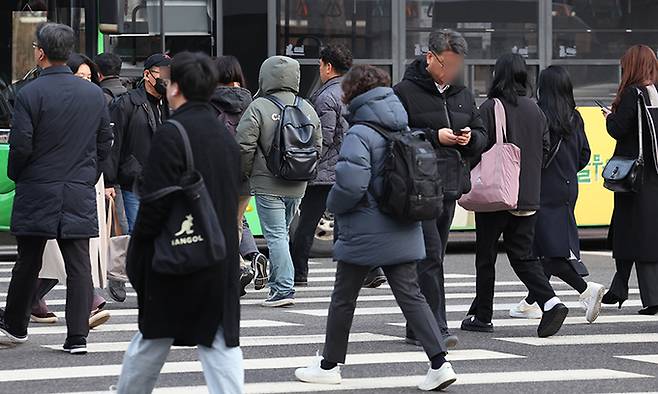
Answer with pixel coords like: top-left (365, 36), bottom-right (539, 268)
top-left (612, 45), bottom-right (658, 112)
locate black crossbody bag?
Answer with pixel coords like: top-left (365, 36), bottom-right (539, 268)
top-left (140, 119), bottom-right (227, 275)
top-left (602, 91), bottom-right (646, 193)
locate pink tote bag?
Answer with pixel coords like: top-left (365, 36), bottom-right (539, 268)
top-left (458, 98), bottom-right (521, 212)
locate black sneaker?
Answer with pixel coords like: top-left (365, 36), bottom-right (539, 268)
top-left (537, 303), bottom-right (569, 338)
top-left (460, 316), bottom-right (494, 333)
top-left (240, 266), bottom-right (255, 296)
top-left (63, 336), bottom-right (88, 354)
top-left (0, 308), bottom-right (28, 344)
top-left (108, 279), bottom-right (127, 303)
top-left (251, 253), bottom-right (269, 290)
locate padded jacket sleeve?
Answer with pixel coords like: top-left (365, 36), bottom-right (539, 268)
top-left (327, 129), bottom-right (372, 215)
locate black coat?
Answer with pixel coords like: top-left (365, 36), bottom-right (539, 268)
top-left (479, 96), bottom-right (550, 211)
top-left (108, 85), bottom-right (169, 190)
top-left (8, 66), bottom-right (112, 238)
top-left (126, 102), bottom-right (241, 348)
top-left (534, 111), bottom-right (590, 263)
top-left (607, 84), bottom-right (658, 261)
top-left (393, 58), bottom-right (487, 195)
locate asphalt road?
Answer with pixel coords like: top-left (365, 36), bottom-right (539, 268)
top-left (1, 250), bottom-right (657, 393)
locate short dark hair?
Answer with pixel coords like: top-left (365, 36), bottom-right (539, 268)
top-left (170, 52), bottom-right (218, 102)
top-left (94, 53), bottom-right (122, 77)
top-left (67, 53), bottom-right (100, 85)
top-left (35, 22), bottom-right (76, 62)
top-left (215, 55), bottom-right (246, 87)
top-left (320, 44), bottom-right (353, 74)
top-left (428, 29), bottom-right (468, 56)
top-left (341, 65), bottom-right (390, 104)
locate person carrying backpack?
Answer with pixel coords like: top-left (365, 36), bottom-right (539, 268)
top-left (294, 65), bottom-right (457, 391)
top-left (210, 55), bottom-right (270, 297)
top-left (393, 29), bottom-right (487, 349)
top-left (236, 56), bottom-right (321, 307)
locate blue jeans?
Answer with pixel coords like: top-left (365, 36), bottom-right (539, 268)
top-left (122, 190), bottom-right (140, 234)
top-left (255, 194), bottom-right (301, 298)
top-left (116, 327), bottom-right (244, 394)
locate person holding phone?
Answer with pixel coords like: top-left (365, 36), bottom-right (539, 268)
top-left (393, 29), bottom-right (487, 349)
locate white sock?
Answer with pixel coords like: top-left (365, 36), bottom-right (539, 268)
top-left (544, 296), bottom-right (561, 312)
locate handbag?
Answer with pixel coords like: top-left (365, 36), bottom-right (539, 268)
top-left (106, 196), bottom-right (130, 282)
top-left (458, 98), bottom-right (521, 212)
top-left (140, 119), bottom-right (227, 275)
top-left (603, 92), bottom-right (645, 193)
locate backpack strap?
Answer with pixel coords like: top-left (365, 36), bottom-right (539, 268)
top-left (139, 119), bottom-right (195, 203)
top-left (264, 95), bottom-right (286, 110)
top-left (353, 121), bottom-right (393, 140)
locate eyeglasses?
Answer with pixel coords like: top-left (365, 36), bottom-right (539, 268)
top-left (430, 51), bottom-right (462, 72)
top-left (32, 42), bottom-right (39, 49)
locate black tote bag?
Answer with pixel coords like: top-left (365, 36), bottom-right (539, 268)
top-left (140, 119), bottom-right (227, 275)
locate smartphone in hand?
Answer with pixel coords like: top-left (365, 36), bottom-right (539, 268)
top-left (594, 99), bottom-right (611, 112)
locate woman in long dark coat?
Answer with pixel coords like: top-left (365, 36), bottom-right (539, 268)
top-left (509, 66), bottom-right (605, 323)
top-left (602, 45), bottom-right (658, 315)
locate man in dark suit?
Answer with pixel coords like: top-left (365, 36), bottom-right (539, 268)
top-left (0, 23), bottom-right (112, 354)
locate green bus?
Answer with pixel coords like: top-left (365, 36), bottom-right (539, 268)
top-left (4, 0), bottom-right (643, 253)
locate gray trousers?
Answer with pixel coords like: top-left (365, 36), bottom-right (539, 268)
top-left (117, 327), bottom-right (243, 394)
top-left (323, 261), bottom-right (446, 364)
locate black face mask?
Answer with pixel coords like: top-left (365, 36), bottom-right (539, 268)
top-left (153, 78), bottom-right (167, 96)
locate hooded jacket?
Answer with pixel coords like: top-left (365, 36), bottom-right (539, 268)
top-left (328, 87), bottom-right (426, 266)
top-left (236, 56), bottom-right (322, 198)
top-left (210, 86), bottom-right (253, 135)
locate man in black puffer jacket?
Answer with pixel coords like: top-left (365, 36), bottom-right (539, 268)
top-left (394, 29), bottom-right (487, 350)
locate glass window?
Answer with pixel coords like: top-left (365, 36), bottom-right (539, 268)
top-left (299, 64), bottom-right (391, 98)
top-left (277, 0), bottom-right (392, 59)
top-left (560, 65), bottom-right (619, 99)
top-left (472, 64), bottom-right (538, 98)
top-left (406, 1), bottom-right (539, 59)
top-left (552, 0), bottom-right (658, 59)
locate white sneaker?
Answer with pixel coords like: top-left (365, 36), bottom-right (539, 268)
top-left (580, 282), bottom-right (605, 323)
top-left (418, 362), bottom-right (457, 391)
top-left (509, 298), bottom-right (543, 319)
top-left (294, 352), bottom-right (341, 385)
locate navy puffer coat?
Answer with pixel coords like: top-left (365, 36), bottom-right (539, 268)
top-left (327, 87), bottom-right (426, 266)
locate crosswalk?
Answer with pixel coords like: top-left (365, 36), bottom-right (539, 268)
top-left (1, 256), bottom-right (657, 393)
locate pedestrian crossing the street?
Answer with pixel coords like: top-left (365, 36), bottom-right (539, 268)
top-left (1, 257), bottom-right (657, 393)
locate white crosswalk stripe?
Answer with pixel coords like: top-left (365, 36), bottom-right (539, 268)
top-left (2, 258), bottom-right (657, 393)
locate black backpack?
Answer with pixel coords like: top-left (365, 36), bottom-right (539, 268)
top-left (356, 122), bottom-right (443, 222)
top-left (259, 95), bottom-right (319, 181)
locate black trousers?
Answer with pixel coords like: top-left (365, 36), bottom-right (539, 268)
top-left (609, 260), bottom-right (658, 307)
top-left (526, 257), bottom-right (587, 304)
top-left (4, 236), bottom-right (92, 338)
top-left (468, 212), bottom-right (556, 323)
top-left (323, 261), bottom-right (446, 364)
top-left (406, 200), bottom-right (456, 339)
top-left (291, 185), bottom-right (331, 281)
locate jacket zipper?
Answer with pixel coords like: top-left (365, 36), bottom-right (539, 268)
top-left (442, 95), bottom-right (452, 129)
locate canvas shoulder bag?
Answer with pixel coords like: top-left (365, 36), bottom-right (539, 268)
top-left (140, 119), bottom-right (227, 275)
top-left (458, 98), bottom-right (521, 212)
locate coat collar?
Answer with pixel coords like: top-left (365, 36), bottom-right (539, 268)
top-left (171, 101), bottom-right (211, 117)
top-left (39, 65), bottom-right (72, 77)
top-left (311, 76), bottom-right (343, 100)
